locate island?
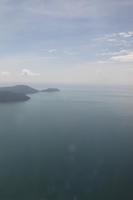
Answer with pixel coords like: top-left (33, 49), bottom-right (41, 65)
top-left (0, 85), bottom-right (61, 103)
top-left (0, 91), bottom-right (30, 102)
top-left (41, 88), bottom-right (60, 92)
top-left (0, 85), bottom-right (39, 94)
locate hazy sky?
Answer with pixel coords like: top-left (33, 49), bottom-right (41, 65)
top-left (0, 0), bottom-right (133, 85)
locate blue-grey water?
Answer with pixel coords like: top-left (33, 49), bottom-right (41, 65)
top-left (0, 86), bottom-right (133, 200)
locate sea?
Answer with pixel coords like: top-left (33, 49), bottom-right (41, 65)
top-left (0, 84), bottom-right (133, 200)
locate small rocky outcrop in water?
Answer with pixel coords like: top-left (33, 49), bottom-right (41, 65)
top-left (0, 91), bottom-right (30, 102)
top-left (41, 88), bottom-right (60, 92)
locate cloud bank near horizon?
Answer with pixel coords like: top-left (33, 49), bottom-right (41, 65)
top-left (0, 0), bottom-right (133, 85)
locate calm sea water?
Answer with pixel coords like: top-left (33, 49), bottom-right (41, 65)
top-left (0, 86), bottom-right (133, 200)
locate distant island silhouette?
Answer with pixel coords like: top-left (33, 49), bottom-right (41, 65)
top-left (0, 85), bottom-right (60, 102)
top-left (41, 88), bottom-right (60, 92)
top-left (0, 85), bottom-right (39, 95)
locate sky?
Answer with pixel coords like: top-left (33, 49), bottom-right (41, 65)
top-left (0, 0), bottom-right (133, 85)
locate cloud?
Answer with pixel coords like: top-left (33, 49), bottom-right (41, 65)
top-left (24, 0), bottom-right (103, 19)
top-left (96, 31), bottom-right (133, 44)
top-left (64, 50), bottom-right (79, 56)
top-left (21, 68), bottom-right (40, 76)
top-left (24, 0), bottom-right (133, 20)
top-left (101, 50), bottom-right (130, 57)
top-left (118, 32), bottom-right (133, 38)
top-left (110, 52), bottom-right (133, 62)
top-left (99, 49), bottom-right (133, 63)
top-left (1, 71), bottom-right (11, 77)
top-left (48, 49), bottom-right (57, 53)
top-left (96, 32), bottom-right (133, 64)
top-left (0, 1), bottom-right (133, 85)
top-left (0, 71), bottom-right (11, 81)
top-left (97, 60), bottom-right (108, 64)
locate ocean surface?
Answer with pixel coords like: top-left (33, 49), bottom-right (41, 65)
top-left (0, 85), bottom-right (133, 200)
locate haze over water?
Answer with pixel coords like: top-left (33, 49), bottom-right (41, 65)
top-left (0, 85), bottom-right (133, 200)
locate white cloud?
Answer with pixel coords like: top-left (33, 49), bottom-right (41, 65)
top-left (110, 52), bottom-right (133, 62)
top-left (101, 50), bottom-right (130, 57)
top-left (1, 71), bottom-right (10, 76)
top-left (96, 31), bottom-right (133, 45)
top-left (0, 71), bottom-right (11, 82)
top-left (21, 68), bottom-right (40, 76)
top-left (64, 50), bottom-right (79, 56)
top-left (99, 49), bottom-right (133, 63)
top-left (97, 60), bottom-right (108, 64)
top-left (118, 32), bottom-right (133, 38)
top-left (48, 49), bottom-right (57, 53)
